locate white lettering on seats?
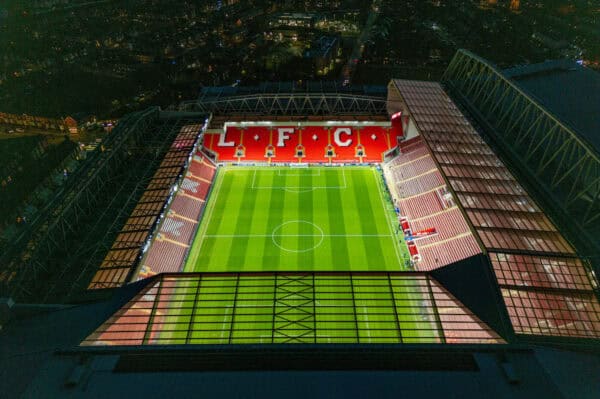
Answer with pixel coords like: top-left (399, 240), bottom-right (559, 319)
top-left (333, 127), bottom-right (352, 147)
top-left (277, 127), bottom-right (295, 147)
top-left (217, 131), bottom-right (235, 147)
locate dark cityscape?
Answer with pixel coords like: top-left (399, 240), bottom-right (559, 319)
top-left (0, 1), bottom-right (599, 398)
top-left (0, 0), bottom-right (598, 119)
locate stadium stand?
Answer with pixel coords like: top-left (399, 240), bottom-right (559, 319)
top-left (204, 124), bottom-right (401, 163)
top-left (243, 128), bottom-right (271, 160)
top-left (391, 79), bottom-right (600, 339)
top-left (359, 126), bottom-right (396, 162)
top-left (383, 136), bottom-right (482, 271)
top-left (88, 123), bottom-right (203, 289)
top-left (139, 152), bottom-right (216, 277)
top-left (299, 126), bottom-right (326, 162)
top-left (140, 239), bottom-right (188, 276)
top-left (4, 55), bottom-right (600, 399)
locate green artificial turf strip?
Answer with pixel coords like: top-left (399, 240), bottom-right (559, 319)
top-left (184, 166), bottom-right (410, 273)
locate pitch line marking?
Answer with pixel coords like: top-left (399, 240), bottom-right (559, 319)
top-left (251, 168), bottom-right (346, 191)
top-left (283, 187), bottom-right (316, 193)
top-left (373, 168), bottom-right (404, 268)
top-left (205, 234), bottom-right (392, 238)
top-left (253, 186), bottom-right (346, 189)
top-left (277, 169), bottom-right (321, 177)
top-left (271, 220), bottom-right (324, 253)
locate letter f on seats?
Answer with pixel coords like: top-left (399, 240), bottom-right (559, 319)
top-left (277, 127), bottom-right (295, 147)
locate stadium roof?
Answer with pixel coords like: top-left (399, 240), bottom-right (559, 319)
top-left (440, 50), bottom-right (600, 274)
top-left (198, 82), bottom-right (387, 102)
top-left (503, 60), bottom-right (600, 155)
top-left (81, 272), bottom-right (504, 346)
top-left (1, 277), bottom-right (599, 398)
top-left (389, 79), bottom-right (600, 340)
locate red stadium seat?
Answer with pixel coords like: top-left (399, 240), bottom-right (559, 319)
top-left (137, 153), bottom-right (218, 277)
top-left (384, 137), bottom-right (482, 271)
top-left (240, 127), bottom-right (270, 160)
top-left (300, 126), bottom-right (328, 163)
top-left (203, 124), bottom-right (400, 164)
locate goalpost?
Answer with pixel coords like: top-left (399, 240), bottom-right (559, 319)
top-left (288, 163), bottom-right (309, 168)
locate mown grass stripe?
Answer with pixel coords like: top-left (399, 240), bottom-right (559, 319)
top-left (352, 171), bottom-right (387, 271)
top-left (340, 169), bottom-right (370, 270)
top-left (296, 170), bottom-right (314, 271)
top-left (260, 170), bottom-right (286, 272)
top-left (312, 174), bottom-right (330, 271)
top-left (197, 171), bottom-right (243, 269)
top-left (205, 169), bottom-right (236, 235)
top-left (224, 171), bottom-right (259, 269)
top-left (240, 170), bottom-right (272, 270)
top-left (325, 170), bottom-right (350, 271)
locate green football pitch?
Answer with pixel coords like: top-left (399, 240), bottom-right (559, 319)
top-left (184, 166), bottom-right (410, 272)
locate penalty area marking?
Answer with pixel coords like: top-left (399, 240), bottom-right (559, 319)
top-left (251, 169), bottom-right (347, 191)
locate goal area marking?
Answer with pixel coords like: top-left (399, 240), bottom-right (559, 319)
top-left (277, 169), bottom-right (321, 177)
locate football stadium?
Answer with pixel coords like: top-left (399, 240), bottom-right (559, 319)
top-left (1, 50), bottom-right (599, 397)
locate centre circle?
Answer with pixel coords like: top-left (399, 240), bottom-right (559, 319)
top-left (271, 220), bottom-right (324, 253)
